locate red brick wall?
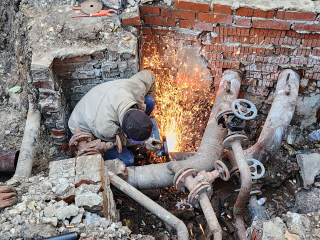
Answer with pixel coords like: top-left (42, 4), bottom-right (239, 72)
top-left (140, 2), bottom-right (320, 95)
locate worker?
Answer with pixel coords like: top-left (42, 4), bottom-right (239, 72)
top-left (68, 70), bottom-right (162, 166)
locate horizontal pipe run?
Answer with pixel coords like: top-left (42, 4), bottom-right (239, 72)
top-left (108, 171), bottom-right (189, 240)
top-left (127, 70), bottom-right (242, 189)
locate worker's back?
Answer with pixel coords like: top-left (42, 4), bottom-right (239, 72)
top-left (68, 70), bottom-right (155, 141)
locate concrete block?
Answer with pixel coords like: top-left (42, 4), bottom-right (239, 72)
top-left (75, 155), bottom-right (103, 185)
top-left (49, 158), bottom-right (76, 179)
top-left (297, 153), bottom-right (320, 186)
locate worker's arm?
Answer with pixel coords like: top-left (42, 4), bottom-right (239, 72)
top-left (131, 70), bottom-right (156, 98)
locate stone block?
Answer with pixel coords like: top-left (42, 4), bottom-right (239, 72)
top-left (75, 192), bottom-right (103, 212)
top-left (75, 155), bottom-right (103, 185)
top-left (297, 153), bottom-right (320, 187)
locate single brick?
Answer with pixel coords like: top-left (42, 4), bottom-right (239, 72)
top-left (142, 27), bottom-right (152, 35)
top-left (175, 1), bottom-right (210, 12)
top-left (122, 11), bottom-right (141, 26)
top-left (277, 11), bottom-right (317, 21)
top-left (213, 4), bottom-right (233, 15)
top-left (236, 7), bottom-right (254, 17)
top-left (145, 16), bottom-right (176, 26)
top-left (54, 56), bottom-right (91, 64)
top-left (312, 49), bottom-right (320, 56)
top-left (253, 9), bottom-right (274, 18)
top-left (51, 129), bottom-right (66, 137)
top-left (294, 23), bottom-right (320, 32)
top-left (252, 20), bottom-right (291, 30)
top-left (235, 17), bottom-right (251, 27)
top-left (198, 13), bottom-right (233, 24)
top-left (140, 6), bottom-right (160, 15)
top-left (180, 20), bottom-right (213, 31)
top-left (53, 64), bottom-right (74, 73)
top-left (151, 28), bottom-right (175, 37)
top-left (34, 81), bottom-right (54, 90)
top-left (212, 36), bottom-right (228, 44)
top-left (143, 35), bottom-right (159, 43)
top-left (163, 10), bottom-right (195, 20)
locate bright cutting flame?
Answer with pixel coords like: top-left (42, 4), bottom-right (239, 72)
top-left (143, 39), bottom-right (214, 154)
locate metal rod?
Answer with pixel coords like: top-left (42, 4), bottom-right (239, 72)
top-left (127, 70), bottom-right (242, 189)
top-left (108, 171), bottom-right (189, 240)
top-left (244, 69), bottom-right (300, 163)
top-left (231, 140), bottom-right (252, 240)
top-left (199, 193), bottom-right (222, 240)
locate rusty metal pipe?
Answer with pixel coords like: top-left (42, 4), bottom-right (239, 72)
top-left (231, 140), bottom-right (252, 240)
top-left (13, 100), bottom-right (41, 179)
top-left (127, 70), bottom-right (241, 189)
top-left (0, 150), bottom-right (19, 173)
top-left (199, 193), bottom-right (222, 240)
top-left (108, 171), bottom-right (189, 240)
top-left (245, 69), bottom-right (300, 163)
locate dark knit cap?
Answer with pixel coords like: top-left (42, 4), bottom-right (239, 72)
top-left (122, 109), bottom-right (153, 141)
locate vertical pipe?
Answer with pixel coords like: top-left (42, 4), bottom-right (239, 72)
top-left (231, 140), bottom-right (252, 240)
top-left (108, 171), bottom-right (189, 240)
top-left (13, 101), bottom-right (41, 179)
top-left (199, 193), bottom-right (222, 240)
top-left (245, 69), bottom-right (300, 163)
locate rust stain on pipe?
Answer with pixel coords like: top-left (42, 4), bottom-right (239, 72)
top-left (127, 70), bottom-right (242, 189)
top-left (0, 150), bottom-right (19, 173)
top-left (244, 69), bottom-right (300, 163)
top-left (108, 171), bottom-right (189, 240)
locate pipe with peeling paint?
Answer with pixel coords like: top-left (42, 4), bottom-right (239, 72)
top-left (108, 171), bottom-right (189, 240)
top-left (13, 99), bottom-right (41, 179)
top-left (244, 69), bottom-right (300, 163)
top-left (127, 70), bottom-right (242, 189)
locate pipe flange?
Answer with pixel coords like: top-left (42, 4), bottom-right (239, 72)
top-left (188, 182), bottom-right (212, 206)
top-left (175, 168), bottom-right (198, 191)
top-left (223, 133), bottom-right (248, 148)
top-left (69, 131), bottom-right (95, 155)
top-left (216, 110), bottom-right (234, 127)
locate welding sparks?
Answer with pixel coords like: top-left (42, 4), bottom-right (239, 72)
top-left (143, 39), bottom-right (214, 153)
top-left (190, 228), bottom-right (193, 236)
top-left (199, 223), bottom-right (205, 235)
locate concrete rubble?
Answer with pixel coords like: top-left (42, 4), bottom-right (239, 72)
top-left (0, 155), bottom-right (155, 240)
top-left (250, 211), bottom-right (320, 240)
top-left (297, 153), bottom-right (320, 187)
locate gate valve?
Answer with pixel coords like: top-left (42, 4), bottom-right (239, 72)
top-left (231, 99), bottom-right (257, 120)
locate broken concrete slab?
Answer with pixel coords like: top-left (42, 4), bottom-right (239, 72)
top-left (75, 155), bottom-right (103, 185)
top-left (282, 212), bottom-right (310, 238)
top-left (297, 153), bottom-right (320, 186)
top-left (294, 188), bottom-right (320, 214)
top-left (261, 217), bottom-right (287, 240)
top-left (56, 205), bottom-right (79, 221)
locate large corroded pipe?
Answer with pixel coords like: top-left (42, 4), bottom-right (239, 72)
top-left (127, 70), bottom-right (241, 189)
top-left (108, 171), bottom-right (189, 240)
top-left (244, 69), bottom-right (300, 163)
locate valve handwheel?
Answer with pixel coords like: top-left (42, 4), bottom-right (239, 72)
top-left (214, 160), bottom-right (230, 181)
top-left (231, 99), bottom-right (257, 120)
top-left (114, 135), bottom-right (123, 154)
top-left (247, 159), bottom-right (265, 179)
